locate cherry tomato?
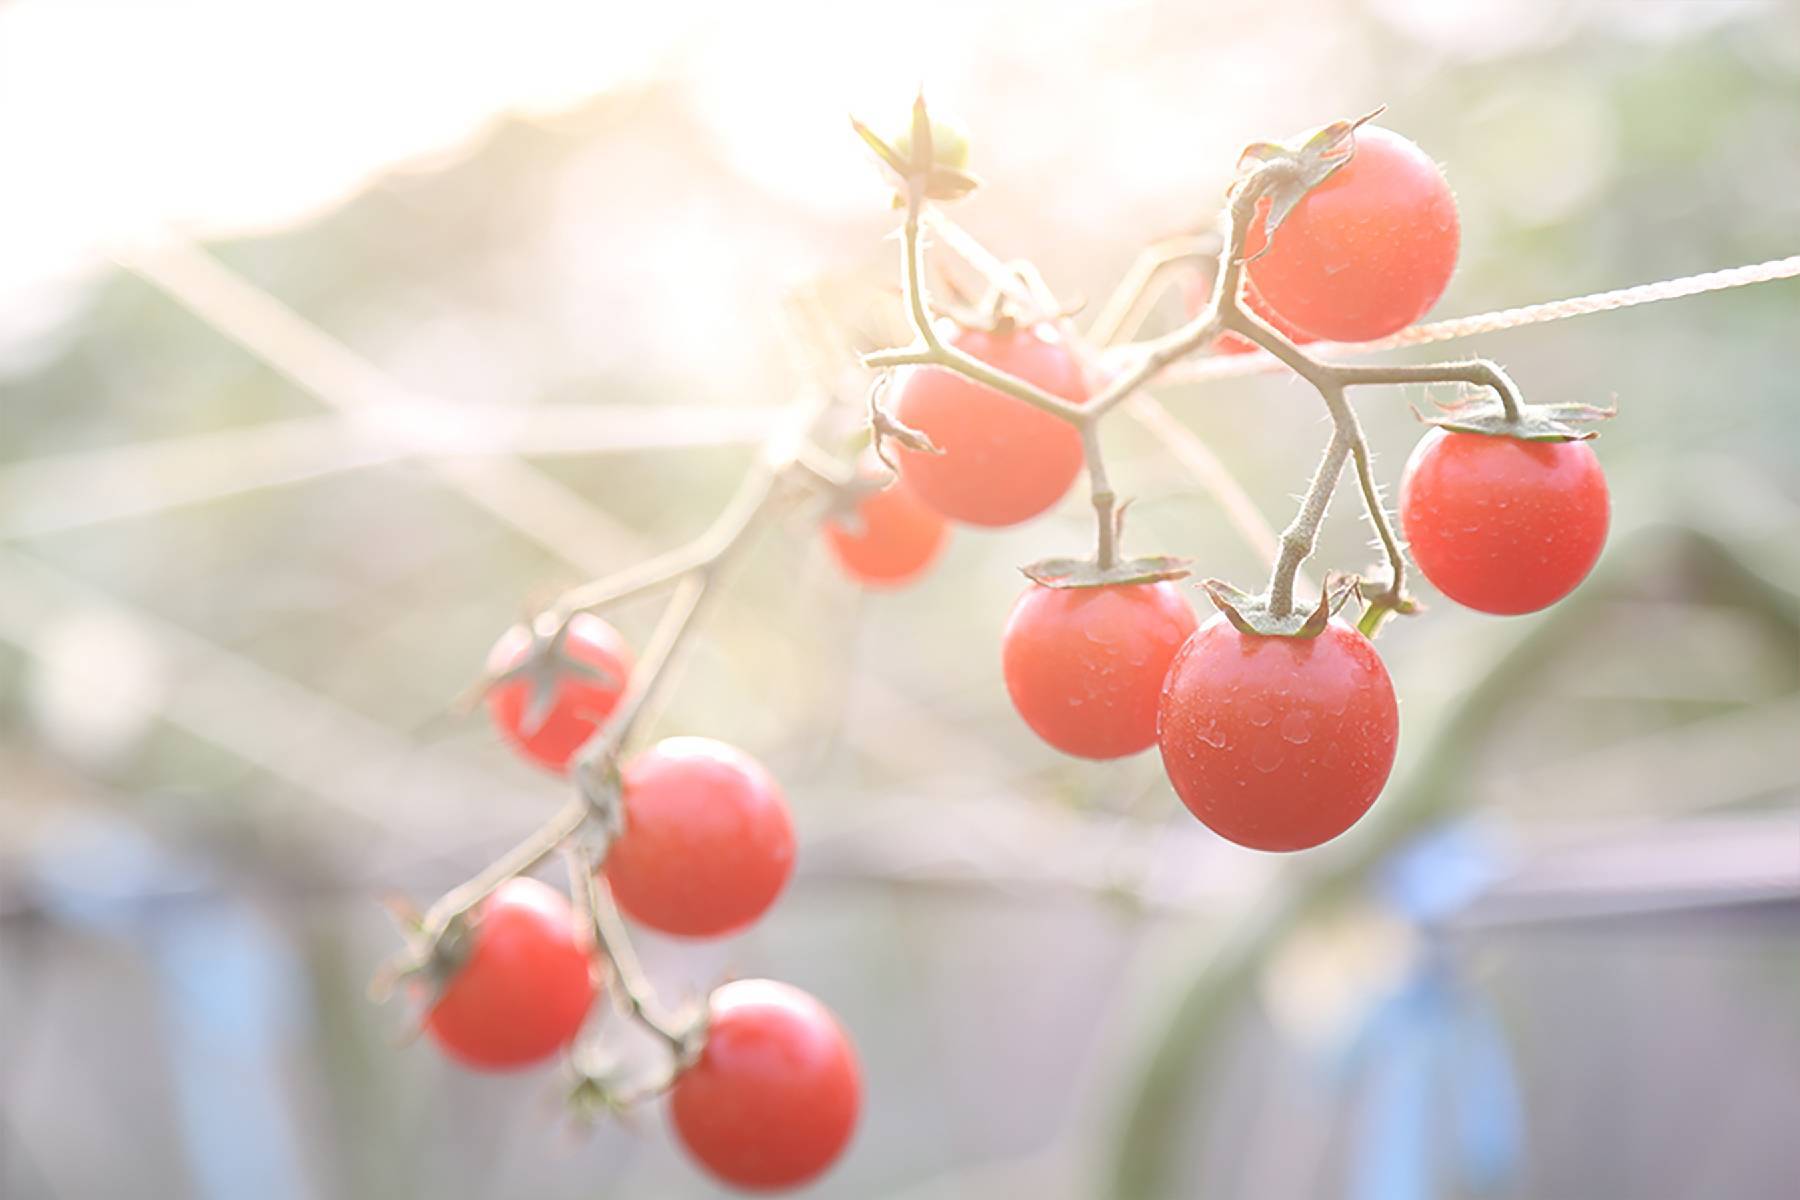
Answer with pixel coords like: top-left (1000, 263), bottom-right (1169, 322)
top-left (1158, 616), bottom-right (1399, 852)
top-left (670, 979), bottom-right (861, 1191)
top-left (1181, 268), bottom-right (1317, 355)
top-left (823, 459), bottom-right (949, 588)
top-left (606, 737), bottom-right (795, 938)
top-left (894, 324), bottom-right (1090, 527)
top-left (423, 877), bottom-right (596, 1071)
top-left (1399, 428), bottom-right (1610, 615)
top-left (486, 614), bottom-right (633, 775)
top-left (1002, 581), bottom-right (1198, 759)
top-left (1245, 125), bottom-right (1459, 343)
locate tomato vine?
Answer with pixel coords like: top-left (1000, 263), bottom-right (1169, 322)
top-left (373, 92), bottom-right (1619, 1193)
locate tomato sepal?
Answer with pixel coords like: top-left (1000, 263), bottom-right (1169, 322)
top-left (1020, 554), bottom-right (1192, 589)
top-left (488, 622), bottom-right (624, 736)
top-left (1235, 107), bottom-right (1385, 256)
top-left (868, 387), bottom-right (942, 469)
top-left (1200, 572), bottom-right (1359, 638)
top-left (853, 96), bottom-right (982, 205)
top-left (1418, 396), bottom-right (1616, 443)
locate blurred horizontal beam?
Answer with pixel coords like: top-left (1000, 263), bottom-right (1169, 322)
top-left (0, 403), bottom-right (784, 538)
top-left (120, 236), bottom-right (1020, 782)
top-left (2, 793), bottom-right (1795, 935)
top-left (0, 547), bottom-right (536, 861)
top-left (121, 239), bottom-right (644, 575)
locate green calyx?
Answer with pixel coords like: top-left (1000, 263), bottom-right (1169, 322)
top-left (1420, 395), bottom-right (1617, 442)
top-left (1021, 555), bottom-right (1192, 589)
top-left (1202, 573), bottom-right (1359, 638)
top-left (1236, 106), bottom-right (1385, 256)
top-left (851, 94), bottom-right (981, 205)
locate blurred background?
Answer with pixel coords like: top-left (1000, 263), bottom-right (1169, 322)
top-left (1, 0), bottom-right (1798, 1197)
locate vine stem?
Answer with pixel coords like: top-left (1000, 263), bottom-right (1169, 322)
top-left (1267, 419), bottom-right (1352, 620)
top-left (567, 852), bottom-right (699, 1060)
top-left (1208, 167), bottom-right (1416, 621)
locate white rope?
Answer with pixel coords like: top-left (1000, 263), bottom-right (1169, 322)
top-left (1156, 253), bottom-right (1800, 383)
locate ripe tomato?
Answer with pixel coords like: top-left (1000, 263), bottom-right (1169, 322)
top-left (423, 877), bottom-right (596, 1071)
top-left (670, 979), bottom-right (861, 1191)
top-left (1245, 125), bottom-right (1459, 343)
top-left (823, 459), bottom-right (949, 588)
top-left (1399, 428), bottom-right (1610, 615)
top-left (1158, 616), bottom-right (1398, 852)
top-left (894, 324), bottom-right (1090, 527)
top-left (1181, 268), bottom-right (1317, 355)
top-left (1002, 581), bottom-right (1198, 759)
top-left (486, 614), bottom-right (633, 775)
top-left (606, 737), bottom-right (795, 938)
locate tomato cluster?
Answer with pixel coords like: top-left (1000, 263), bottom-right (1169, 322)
top-left (417, 632), bottom-right (862, 1190)
top-left (947, 124), bottom-right (1604, 853)
top-left (403, 113), bottom-right (1617, 1195)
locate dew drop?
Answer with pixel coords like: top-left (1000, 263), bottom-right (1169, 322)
top-left (1245, 700), bottom-right (1274, 728)
top-left (1251, 739), bottom-right (1285, 774)
top-left (1280, 709), bottom-right (1312, 745)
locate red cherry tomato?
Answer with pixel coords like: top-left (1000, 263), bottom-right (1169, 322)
top-left (1245, 125), bottom-right (1459, 343)
top-left (1181, 268), bottom-right (1317, 355)
top-left (823, 460), bottom-right (949, 588)
top-left (486, 614), bottom-right (633, 775)
top-left (605, 737), bottom-right (795, 938)
top-left (1002, 581), bottom-right (1198, 759)
top-left (894, 324), bottom-right (1090, 527)
top-left (1158, 615), bottom-right (1399, 851)
top-left (1399, 428), bottom-right (1610, 615)
top-left (670, 979), bottom-right (861, 1191)
top-left (423, 877), bottom-right (596, 1071)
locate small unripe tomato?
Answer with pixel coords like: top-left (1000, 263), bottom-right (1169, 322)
top-left (892, 114), bottom-right (970, 172)
top-left (1002, 581), bottom-right (1198, 759)
top-left (1399, 428), bottom-right (1610, 615)
top-left (606, 737), bottom-right (795, 938)
top-left (823, 459), bottom-right (949, 588)
top-left (894, 324), bottom-right (1089, 528)
top-left (1158, 616), bottom-right (1399, 852)
top-left (670, 979), bottom-right (861, 1191)
top-left (423, 877), bottom-right (596, 1071)
top-left (486, 614), bottom-right (632, 775)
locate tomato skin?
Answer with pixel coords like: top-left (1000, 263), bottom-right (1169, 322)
top-left (1399, 429), bottom-right (1610, 615)
top-left (670, 979), bottom-right (861, 1192)
top-left (423, 878), bottom-right (596, 1071)
top-left (1158, 616), bottom-right (1399, 852)
top-left (823, 466), bottom-right (949, 588)
top-left (894, 325), bottom-right (1089, 527)
top-left (486, 614), bottom-right (633, 775)
top-left (1002, 582), bottom-right (1198, 760)
top-left (1245, 125), bottom-right (1459, 343)
top-left (606, 737), bottom-right (795, 938)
